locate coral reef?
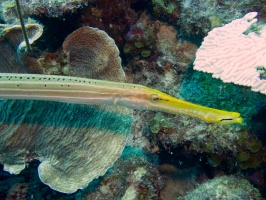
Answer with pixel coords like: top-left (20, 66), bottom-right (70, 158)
top-left (182, 176), bottom-right (262, 200)
top-left (151, 0), bottom-right (180, 23)
top-left (159, 164), bottom-right (204, 199)
top-left (38, 52), bottom-right (70, 75)
top-left (0, 26), bottom-right (133, 193)
top-left (155, 23), bottom-right (197, 73)
top-left (123, 13), bottom-right (197, 71)
top-left (0, 22), bottom-right (43, 73)
top-left (63, 26), bottom-right (125, 81)
top-left (0, 0), bottom-right (265, 199)
top-left (80, 0), bottom-right (138, 49)
top-left (82, 147), bottom-right (164, 199)
top-left (179, 0), bottom-right (255, 38)
top-left (124, 21), bottom-right (155, 58)
top-left (0, 100), bottom-right (132, 193)
top-left (0, 0), bottom-right (90, 23)
top-left (6, 183), bottom-right (28, 200)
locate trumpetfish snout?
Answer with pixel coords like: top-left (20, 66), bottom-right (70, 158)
top-left (0, 73), bottom-right (242, 124)
top-left (135, 88), bottom-right (242, 125)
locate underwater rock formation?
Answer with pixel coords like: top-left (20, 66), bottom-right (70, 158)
top-left (151, 0), bottom-right (180, 23)
top-left (194, 12), bottom-right (266, 95)
top-left (82, 147), bottom-right (164, 199)
top-left (0, 23), bottom-right (43, 73)
top-left (80, 0), bottom-right (138, 49)
top-left (182, 176), bottom-right (262, 199)
top-left (0, 0), bottom-right (90, 23)
top-left (179, 0), bottom-right (254, 38)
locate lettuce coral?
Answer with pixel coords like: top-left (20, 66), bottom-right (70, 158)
top-left (0, 100), bottom-right (132, 193)
top-left (0, 23), bottom-right (43, 73)
top-left (0, 26), bottom-right (132, 194)
top-left (63, 26), bottom-right (125, 81)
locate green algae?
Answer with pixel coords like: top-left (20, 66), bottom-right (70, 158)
top-left (150, 113), bottom-right (174, 133)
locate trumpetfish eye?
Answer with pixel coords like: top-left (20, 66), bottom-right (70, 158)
top-left (150, 94), bottom-right (159, 102)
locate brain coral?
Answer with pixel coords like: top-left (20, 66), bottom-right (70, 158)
top-left (194, 12), bottom-right (266, 95)
top-left (0, 26), bottom-right (132, 193)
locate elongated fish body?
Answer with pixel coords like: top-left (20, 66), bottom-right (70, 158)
top-left (0, 73), bottom-right (242, 124)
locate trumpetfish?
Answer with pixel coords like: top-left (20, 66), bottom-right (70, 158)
top-left (0, 73), bottom-right (242, 124)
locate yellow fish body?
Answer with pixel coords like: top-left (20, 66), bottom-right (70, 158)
top-left (0, 73), bottom-right (242, 124)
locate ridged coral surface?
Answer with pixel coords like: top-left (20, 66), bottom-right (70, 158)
top-left (0, 100), bottom-right (132, 193)
top-left (63, 27), bottom-right (125, 82)
top-left (194, 12), bottom-right (266, 95)
top-left (0, 23), bottom-right (43, 73)
top-left (0, 25), bottom-right (132, 193)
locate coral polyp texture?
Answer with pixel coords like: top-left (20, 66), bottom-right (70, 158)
top-left (194, 12), bottom-right (266, 95)
top-left (0, 100), bottom-right (132, 194)
top-left (63, 27), bottom-right (125, 82)
top-left (0, 26), bottom-right (132, 194)
top-left (0, 23), bottom-right (43, 73)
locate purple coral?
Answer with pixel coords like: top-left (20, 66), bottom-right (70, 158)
top-left (126, 23), bottom-right (145, 41)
